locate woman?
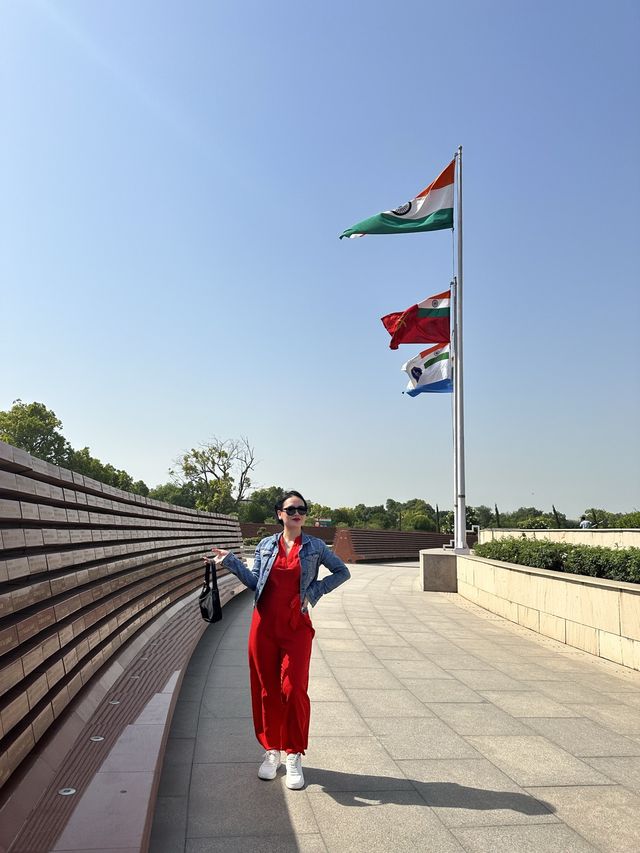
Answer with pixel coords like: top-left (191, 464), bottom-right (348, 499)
top-left (207, 490), bottom-right (350, 789)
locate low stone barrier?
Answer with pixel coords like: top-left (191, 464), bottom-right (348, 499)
top-left (454, 553), bottom-right (640, 670)
top-left (478, 528), bottom-right (640, 548)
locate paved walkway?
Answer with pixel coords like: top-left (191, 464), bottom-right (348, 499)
top-left (149, 562), bottom-right (640, 853)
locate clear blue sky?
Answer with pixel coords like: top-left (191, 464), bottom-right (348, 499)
top-left (2, 0), bottom-right (639, 516)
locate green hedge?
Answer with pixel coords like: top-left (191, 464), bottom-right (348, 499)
top-left (473, 539), bottom-right (640, 584)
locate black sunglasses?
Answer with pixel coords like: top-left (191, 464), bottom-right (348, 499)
top-left (281, 505), bottom-right (308, 516)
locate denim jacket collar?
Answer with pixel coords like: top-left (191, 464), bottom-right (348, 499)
top-left (266, 531), bottom-right (313, 549)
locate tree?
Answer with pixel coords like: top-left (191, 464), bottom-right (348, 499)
top-left (332, 507), bottom-right (355, 527)
top-left (65, 446), bottom-right (149, 495)
top-left (170, 436), bottom-right (256, 513)
top-left (412, 514), bottom-right (436, 531)
top-left (148, 482), bottom-right (197, 508)
top-left (0, 400), bottom-right (69, 463)
top-left (238, 485), bottom-right (284, 523)
top-left (474, 505), bottom-right (495, 528)
top-left (385, 499), bottom-right (401, 529)
top-left (308, 502), bottom-right (332, 523)
top-left (439, 506), bottom-right (477, 534)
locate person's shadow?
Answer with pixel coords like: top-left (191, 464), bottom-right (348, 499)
top-left (302, 768), bottom-right (555, 816)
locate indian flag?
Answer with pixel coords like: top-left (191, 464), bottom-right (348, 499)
top-left (340, 159), bottom-right (455, 239)
top-left (402, 342), bottom-right (452, 396)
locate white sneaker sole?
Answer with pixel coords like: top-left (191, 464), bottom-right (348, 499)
top-left (285, 775), bottom-right (304, 790)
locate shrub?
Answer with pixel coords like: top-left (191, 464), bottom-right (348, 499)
top-left (474, 540), bottom-right (640, 585)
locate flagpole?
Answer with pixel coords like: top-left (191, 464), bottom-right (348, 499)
top-left (454, 145), bottom-right (468, 552)
top-left (450, 277), bottom-right (457, 546)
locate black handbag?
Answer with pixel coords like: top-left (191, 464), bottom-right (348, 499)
top-left (199, 560), bottom-right (223, 623)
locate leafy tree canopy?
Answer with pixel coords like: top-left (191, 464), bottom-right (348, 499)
top-left (0, 399), bottom-right (69, 464)
top-left (170, 436), bottom-right (255, 514)
top-left (0, 400), bottom-right (149, 495)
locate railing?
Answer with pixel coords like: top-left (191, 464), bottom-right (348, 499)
top-left (0, 440), bottom-right (244, 794)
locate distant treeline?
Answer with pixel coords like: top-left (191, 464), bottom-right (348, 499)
top-left (2, 401), bottom-right (637, 531)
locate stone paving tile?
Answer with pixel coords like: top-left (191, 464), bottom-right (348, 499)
top-left (401, 678), bottom-right (486, 703)
top-left (605, 691), bottom-right (640, 708)
top-left (488, 662), bottom-right (571, 681)
top-left (314, 627), bottom-right (361, 639)
top-left (185, 835), bottom-right (328, 852)
top-left (217, 630), bottom-right (252, 650)
top-left (306, 790), bottom-right (465, 853)
top-left (397, 758), bottom-right (558, 827)
top-left (573, 674), bottom-right (640, 694)
top-left (150, 563), bottom-right (640, 853)
top-left (200, 686), bottom-right (252, 718)
top-left (176, 672), bottom-right (209, 702)
top-left (304, 736), bottom-right (412, 792)
top-left (309, 656), bottom-right (333, 678)
top-left (344, 688), bottom-right (433, 718)
top-left (187, 764), bottom-right (318, 838)
top-left (523, 785), bottom-right (640, 853)
top-left (157, 737), bottom-right (195, 797)
top-left (450, 823), bottom-right (598, 852)
top-left (331, 667), bottom-right (403, 689)
top-left (478, 690), bottom-right (580, 718)
top-left (464, 736), bottom-right (614, 787)
top-left (308, 677), bottom-right (349, 702)
top-left (170, 700), bottom-right (201, 738)
top-left (209, 647), bottom-right (248, 666)
top-left (520, 680), bottom-right (614, 704)
top-left (149, 795), bottom-right (189, 853)
top-left (321, 651), bottom-right (384, 669)
top-left (398, 636), bottom-right (463, 654)
top-left (570, 702), bottom-right (640, 735)
top-left (309, 702), bottom-right (370, 736)
top-left (583, 756), bottom-right (640, 794)
top-left (382, 658), bottom-right (453, 679)
top-left (523, 717), bottom-right (640, 756)
top-left (423, 653), bottom-right (495, 671)
top-left (452, 669), bottom-right (530, 691)
top-left (362, 636), bottom-right (412, 648)
top-left (367, 644), bottom-right (426, 660)
top-left (425, 703), bottom-right (534, 736)
top-left (207, 664), bottom-right (249, 688)
top-left (194, 716), bottom-right (261, 763)
top-left (365, 716), bottom-right (479, 760)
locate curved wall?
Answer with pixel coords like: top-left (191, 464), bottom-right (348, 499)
top-left (0, 440), bottom-right (243, 792)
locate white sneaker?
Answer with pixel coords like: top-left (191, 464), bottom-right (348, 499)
top-left (258, 749), bottom-right (281, 780)
top-left (285, 752), bottom-right (304, 789)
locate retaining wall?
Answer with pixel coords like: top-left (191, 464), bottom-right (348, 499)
top-left (0, 440), bottom-right (244, 793)
top-left (456, 553), bottom-right (640, 670)
top-left (478, 528), bottom-right (640, 548)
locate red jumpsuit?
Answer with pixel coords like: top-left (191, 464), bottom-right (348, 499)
top-left (247, 535), bottom-right (314, 755)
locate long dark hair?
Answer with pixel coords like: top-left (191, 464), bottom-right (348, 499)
top-left (275, 490), bottom-right (307, 525)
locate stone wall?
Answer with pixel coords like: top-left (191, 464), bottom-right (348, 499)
top-left (478, 528), bottom-right (640, 548)
top-left (456, 553), bottom-right (640, 670)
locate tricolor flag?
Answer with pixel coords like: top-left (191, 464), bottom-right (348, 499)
top-left (402, 342), bottom-right (452, 396)
top-left (340, 160), bottom-right (454, 239)
top-left (381, 290), bottom-right (451, 349)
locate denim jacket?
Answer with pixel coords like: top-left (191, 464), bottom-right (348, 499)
top-left (221, 532), bottom-right (350, 611)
